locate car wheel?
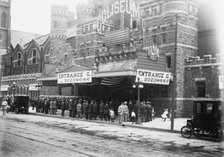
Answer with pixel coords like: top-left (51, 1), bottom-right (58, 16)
top-left (15, 108), bottom-right (19, 114)
top-left (181, 125), bottom-right (193, 138)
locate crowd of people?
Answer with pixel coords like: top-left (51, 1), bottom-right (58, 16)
top-left (29, 96), bottom-right (156, 124)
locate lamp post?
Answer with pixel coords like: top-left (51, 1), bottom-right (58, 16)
top-left (133, 77), bottom-right (144, 124)
top-left (12, 82), bottom-right (16, 96)
top-left (36, 82), bottom-right (42, 100)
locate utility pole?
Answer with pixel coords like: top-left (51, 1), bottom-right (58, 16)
top-left (171, 14), bottom-right (178, 132)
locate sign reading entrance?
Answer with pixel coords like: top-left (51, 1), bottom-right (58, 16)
top-left (57, 71), bottom-right (92, 84)
top-left (219, 76), bottom-right (224, 89)
top-left (136, 69), bottom-right (171, 85)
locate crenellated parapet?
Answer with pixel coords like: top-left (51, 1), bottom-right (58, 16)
top-left (184, 54), bottom-right (222, 68)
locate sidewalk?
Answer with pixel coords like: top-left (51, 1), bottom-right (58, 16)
top-left (28, 107), bottom-right (187, 133)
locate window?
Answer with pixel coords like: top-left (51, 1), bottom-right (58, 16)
top-left (132, 20), bottom-right (137, 29)
top-left (13, 52), bottom-right (23, 67)
top-left (1, 12), bottom-right (7, 28)
top-left (54, 21), bottom-right (57, 28)
top-left (151, 5), bottom-right (160, 16)
top-left (196, 81), bottom-right (206, 97)
top-left (28, 49), bottom-right (39, 65)
top-left (152, 35), bottom-right (157, 44)
top-left (162, 33), bottom-right (166, 44)
top-left (166, 55), bottom-right (171, 69)
top-left (90, 24), bottom-right (93, 32)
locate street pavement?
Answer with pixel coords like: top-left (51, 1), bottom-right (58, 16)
top-left (1, 107), bottom-right (224, 156)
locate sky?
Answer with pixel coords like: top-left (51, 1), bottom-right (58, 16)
top-left (11, 0), bottom-right (87, 35)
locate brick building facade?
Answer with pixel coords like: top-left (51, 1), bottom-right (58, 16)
top-left (1, 0), bottom-right (222, 117)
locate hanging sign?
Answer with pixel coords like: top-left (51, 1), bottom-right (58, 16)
top-left (219, 76), bottom-right (224, 89)
top-left (0, 85), bottom-right (9, 91)
top-left (136, 69), bottom-right (171, 85)
top-left (57, 71), bottom-right (92, 84)
top-left (29, 84), bottom-right (39, 91)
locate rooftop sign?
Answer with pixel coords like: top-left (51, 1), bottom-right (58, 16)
top-left (98, 0), bottom-right (139, 24)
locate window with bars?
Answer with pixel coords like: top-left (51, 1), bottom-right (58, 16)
top-left (166, 55), bottom-right (171, 69)
top-left (162, 33), bottom-right (166, 44)
top-left (28, 49), bottom-right (38, 65)
top-left (196, 81), bottom-right (206, 97)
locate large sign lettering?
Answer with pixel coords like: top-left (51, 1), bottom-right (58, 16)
top-left (57, 71), bottom-right (92, 84)
top-left (98, 0), bottom-right (139, 24)
top-left (136, 69), bottom-right (171, 85)
top-left (219, 76), bottom-right (224, 89)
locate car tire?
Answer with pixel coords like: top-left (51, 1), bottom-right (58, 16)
top-left (181, 125), bottom-right (193, 138)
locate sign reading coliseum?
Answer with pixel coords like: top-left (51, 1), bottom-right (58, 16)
top-left (57, 71), bottom-right (92, 84)
top-left (98, 0), bottom-right (139, 24)
top-left (136, 69), bottom-right (171, 85)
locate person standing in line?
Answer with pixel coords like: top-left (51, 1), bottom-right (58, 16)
top-left (68, 99), bottom-right (73, 117)
top-left (109, 108), bottom-right (115, 122)
top-left (1, 98), bottom-right (8, 116)
top-left (123, 101), bottom-right (129, 122)
top-left (152, 107), bottom-right (156, 120)
top-left (61, 99), bottom-right (66, 116)
top-left (49, 99), bottom-right (53, 114)
top-left (118, 102), bottom-right (124, 126)
top-left (104, 101), bottom-right (109, 121)
top-left (84, 100), bottom-right (89, 119)
top-left (88, 100), bottom-right (94, 120)
top-left (92, 100), bottom-right (98, 120)
top-left (82, 100), bottom-right (87, 119)
top-left (99, 100), bottom-right (104, 120)
top-left (76, 99), bottom-right (82, 119)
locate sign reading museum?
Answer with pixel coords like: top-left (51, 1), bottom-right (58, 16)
top-left (57, 71), bottom-right (92, 84)
top-left (136, 69), bottom-right (171, 85)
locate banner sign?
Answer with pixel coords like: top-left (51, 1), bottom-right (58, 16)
top-left (136, 69), bottom-right (171, 85)
top-left (1, 73), bottom-right (41, 81)
top-left (0, 85), bottom-right (9, 91)
top-left (29, 84), bottom-right (39, 91)
top-left (219, 76), bottom-right (224, 89)
top-left (57, 71), bottom-right (92, 84)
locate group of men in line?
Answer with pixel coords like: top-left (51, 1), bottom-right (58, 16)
top-left (30, 97), bottom-right (155, 123)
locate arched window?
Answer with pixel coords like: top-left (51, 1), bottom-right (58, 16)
top-left (28, 49), bottom-right (39, 65)
top-left (1, 12), bottom-right (7, 28)
top-left (13, 52), bottom-right (23, 67)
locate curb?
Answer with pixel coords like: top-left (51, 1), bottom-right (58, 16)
top-left (29, 112), bottom-right (181, 134)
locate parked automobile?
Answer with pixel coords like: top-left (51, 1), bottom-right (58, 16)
top-left (8, 95), bottom-right (30, 114)
top-left (181, 101), bottom-right (223, 141)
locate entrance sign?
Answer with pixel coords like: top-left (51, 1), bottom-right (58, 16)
top-left (29, 84), bottom-right (38, 91)
top-left (57, 71), bottom-right (92, 84)
top-left (136, 69), bottom-right (171, 85)
top-left (219, 76), bottom-right (224, 89)
top-left (0, 85), bottom-right (9, 91)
